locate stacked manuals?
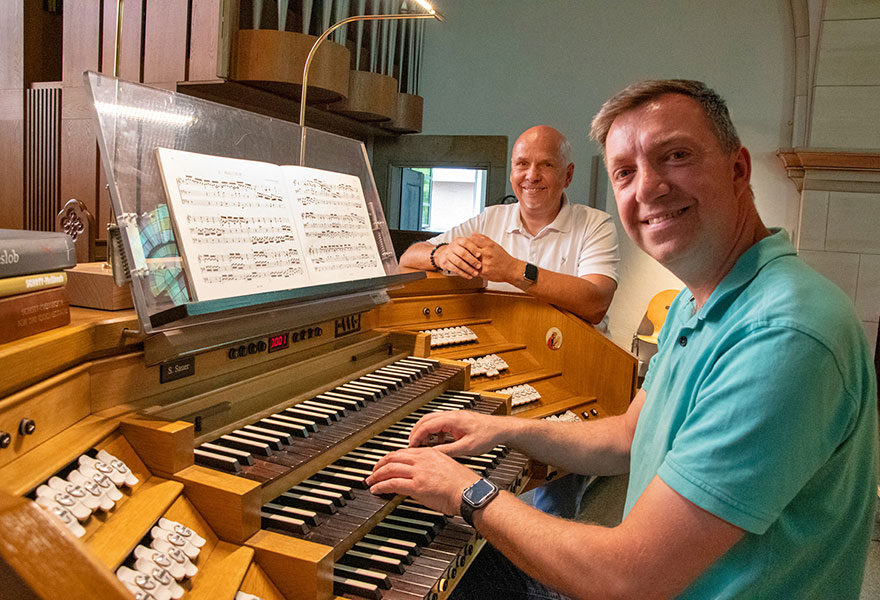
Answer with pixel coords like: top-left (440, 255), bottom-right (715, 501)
top-left (0, 229), bottom-right (76, 344)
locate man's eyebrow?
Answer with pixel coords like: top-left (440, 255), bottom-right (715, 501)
top-left (651, 132), bottom-right (698, 148)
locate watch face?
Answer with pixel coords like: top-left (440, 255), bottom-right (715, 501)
top-left (463, 479), bottom-right (497, 507)
top-left (524, 262), bottom-right (538, 283)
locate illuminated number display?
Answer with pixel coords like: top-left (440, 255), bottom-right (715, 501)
top-left (268, 332), bottom-right (290, 353)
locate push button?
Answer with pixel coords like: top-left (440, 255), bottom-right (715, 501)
top-left (678, 336), bottom-right (687, 347)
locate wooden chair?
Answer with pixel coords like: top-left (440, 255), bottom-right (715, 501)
top-left (632, 289), bottom-right (680, 377)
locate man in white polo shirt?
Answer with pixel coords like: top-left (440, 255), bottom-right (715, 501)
top-left (400, 126), bottom-right (620, 518)
top-left (399, 125), bottom-right (619, 325)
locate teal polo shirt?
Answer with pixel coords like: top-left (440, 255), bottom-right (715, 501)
top-left (628, 229), bottom-right (877, 599)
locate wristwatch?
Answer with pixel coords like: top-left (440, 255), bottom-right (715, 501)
top-left (460, 478), bottom-right (499, 526)
top-left (523, 262), bottom-right (539, 285)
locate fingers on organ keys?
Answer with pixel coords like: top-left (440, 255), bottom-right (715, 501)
top-left (332, 451), bottom-right (528, 599)
top-left (263, 391), bottom-right (503, 543)
top-left (194, 357), bottom-right (441, 474)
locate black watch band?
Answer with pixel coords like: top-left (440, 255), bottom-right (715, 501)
top-left (460, 478), bottom-right (499, 527)
top-left (523, 262), bottom-right (539, 284)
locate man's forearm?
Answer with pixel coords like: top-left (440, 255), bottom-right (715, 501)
top-left (495, 414), bottom-right (632, 476)
top-left (512, 262), bottom-right (616, 324)
top-left (399, 242), bottom-right (436, 270)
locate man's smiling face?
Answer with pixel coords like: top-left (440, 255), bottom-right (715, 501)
top-left (605, 94), bottom-right (752, 277)
top-left (509, 127), bottom-right (573, 218)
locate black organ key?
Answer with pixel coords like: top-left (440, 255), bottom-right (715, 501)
top-left (345, 450), bottom-right (384, 463)
top-left (334, 569), bottom-right (389, 596)
top-left (333, 576), bottom-right (382, 600)
top-left (362, 439), bottom-right (407, 452)
top-left (353, 541), bottom-right (415, 565)
top-left (313, 468), bottom-right (368, 488)
top-left (363, 534), bottom-right (421, 556)
top-left (395, 503), bottom-right (448, 526)
top-left (399, 356), bottom-right (438, 371)
top-left (375, 367), bottom-right (414, 383)
top-left (318, 391), bottom-right (366, 408)
top-left (261, 511), bottom-right (309, 535)
top-left (241, 424), bottom-right (292, 446)
top-left (383, 514), bottom-right (441, 536)
top-left (336, 455), bottom-right (379, 470)
top-left (270, 409), bottom-right (318, 433)
top-left (231, 428), bottom-right (285, 451)
top-left (256, 417), bottom-right (310, 438)
top-left (216, 434), bottom-right (272, 456)
top-left (386, 365), bottom-right (423, 380)
top-left (334, 565), bottom-right (391, 590)
top-left (194, 448), bottom-right (241, 473)
top-left (270, 412), bottom-right (319, 432)
top-left (288, 484), bottom-right (346, 507)
top-left (198, 442), bottom-right (254, 466)
top-left (276, 491), bottom-right (338, 514)
top-left (289, 403), bottom-right (339, 420)
top-left (301, 399), bottom-right (347, 418)
top-left (283, 407), bottom-right (333, 426)
top-left (357, 374), bottom-right (399, 391)
top-left (324, 463), bottom-right (372, 479)
top-left (263, 502), bottom-right (319, 527)
top-left (370, 435), bottom-right (408, 447)
top-left (344, 380), bottom-right (387, 397)
top-left (300, 478), bottom-right (356, 500)
top-left (339, 549), bottom-right (406, 574)
top-left (372, 522), bottom-right (432, 546)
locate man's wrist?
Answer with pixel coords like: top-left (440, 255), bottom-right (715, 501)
top-left (512, 260), bottom-right (538, 289)
top-left (429, 243), bottom-right (448, 271)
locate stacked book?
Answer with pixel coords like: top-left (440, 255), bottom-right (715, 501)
top-left (0, 229), bottom-right (76, 345)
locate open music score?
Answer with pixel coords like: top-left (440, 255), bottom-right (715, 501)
top-left (156, 148), bottom-right (385, 302)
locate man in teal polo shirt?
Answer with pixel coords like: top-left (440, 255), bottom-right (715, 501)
top-left (367, 80), bottom-right (877, 599)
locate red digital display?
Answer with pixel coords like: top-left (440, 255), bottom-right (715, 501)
top-left (267, 331), bottom-right (289, 353)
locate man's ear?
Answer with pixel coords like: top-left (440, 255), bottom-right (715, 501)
top-left (564, 163), bottom-right (575, 187)
top-left (732, 146), bottom-right (751, 192)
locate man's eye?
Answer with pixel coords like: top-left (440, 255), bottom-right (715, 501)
top-left (614, 169), bottom-right (633, 180)
top-left (669, 151), bottom-right (688, 160)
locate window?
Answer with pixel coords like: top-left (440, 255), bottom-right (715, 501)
top-left (399, 167), bottom-right (487, 232)
top-left (370, 134), bottom-right (509, 235)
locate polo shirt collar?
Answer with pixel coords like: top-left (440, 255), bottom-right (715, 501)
top-left (507, 196), bottom-right (572, 236)
top-left (692, 228), bottom-right (795, 321)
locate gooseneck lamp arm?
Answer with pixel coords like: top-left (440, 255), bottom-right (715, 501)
top-left (298, 4), bottom-right (443, 166)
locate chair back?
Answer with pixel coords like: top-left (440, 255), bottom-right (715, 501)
top-left (636, 288), bottom-right (680, 346)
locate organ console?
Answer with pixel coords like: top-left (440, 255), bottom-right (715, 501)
top-left (0, 73), bottom-right (635, 600)
top-left (0, 273), bottom-right (635, 600)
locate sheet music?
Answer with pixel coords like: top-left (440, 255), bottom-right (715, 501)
top-left (282, 166), bottom-right (385, 284)
top-left (156, 149), bottom-right (383, 302)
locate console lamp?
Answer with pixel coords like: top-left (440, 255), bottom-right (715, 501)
top-left (298, 0), bottom-right (444, 165)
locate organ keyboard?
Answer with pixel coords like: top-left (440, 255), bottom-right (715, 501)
top-left (0, 272), bottom-right (634, 600)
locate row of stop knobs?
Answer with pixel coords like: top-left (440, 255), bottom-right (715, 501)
top-left (0, 418), bottom-right (36, 449)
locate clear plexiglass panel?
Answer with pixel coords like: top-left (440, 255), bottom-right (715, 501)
top-left (85, 71), bottom-right (407, 334)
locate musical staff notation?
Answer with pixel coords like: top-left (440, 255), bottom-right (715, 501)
top-left (155, 148), bottom-right (386, 302)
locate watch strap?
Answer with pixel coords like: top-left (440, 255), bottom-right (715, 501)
top-left (460, 478), bottom-right (499, 527)
top-left (523, 262), bottom-right (539, 284)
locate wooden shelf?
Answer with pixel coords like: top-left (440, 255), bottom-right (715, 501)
top-left (178, 79), bottom-right (400, 142)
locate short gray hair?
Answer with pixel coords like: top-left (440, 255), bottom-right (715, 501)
top-left (590, 80), bottom-right (741, 154)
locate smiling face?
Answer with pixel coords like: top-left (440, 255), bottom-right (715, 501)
top-left (604, 94), bottom-right (754, 285)
top-left (509, 126), bottom-right (574, 222)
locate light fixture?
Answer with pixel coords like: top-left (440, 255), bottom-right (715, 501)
top-left (298, 1), bottom-right (444, 165)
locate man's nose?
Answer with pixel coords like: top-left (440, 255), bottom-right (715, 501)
top-left (525, 164), bottom-right (541, 180)
top-left (635, 164), bottom-right (670, 203)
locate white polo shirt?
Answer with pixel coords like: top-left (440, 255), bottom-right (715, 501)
top-left (427, 199), bottom-right (619, 294)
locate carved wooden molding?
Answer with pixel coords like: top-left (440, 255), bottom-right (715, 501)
top-left (777, 149), bottom-right (880, 191)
